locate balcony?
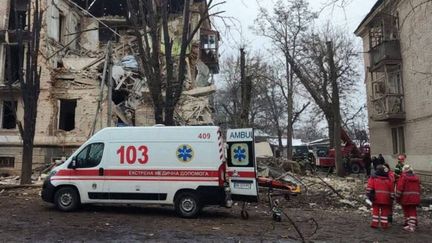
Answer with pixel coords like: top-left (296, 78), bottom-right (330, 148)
top-left (369, 40), bottom-right (401, 72)
top-left (371, 94), bottom-right (405, 121)
top-left (200, 29), bottom-right (219, 74)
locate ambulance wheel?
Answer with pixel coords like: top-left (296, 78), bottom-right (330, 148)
top-left (241, 210), bottom-right (249, 220)
top-left (175, 192), bottom-right (201, 218)
top-left (54, 187), bottom-right (80, 212)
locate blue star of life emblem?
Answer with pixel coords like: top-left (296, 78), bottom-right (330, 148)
top-left (177, 144), bottom-right (194, 162)
top-left (234, 146), bottom-right (246, 161)
top-left (231, 143), bottom-right (249, 165)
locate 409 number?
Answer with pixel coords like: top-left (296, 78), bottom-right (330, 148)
top-left (117, 145), bottom-right (149, 164)
top-left (198, 133), bottom-right (211, 139)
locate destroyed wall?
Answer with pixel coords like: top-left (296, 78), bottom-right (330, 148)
top-left (0, 0), bottom-right (109, 175)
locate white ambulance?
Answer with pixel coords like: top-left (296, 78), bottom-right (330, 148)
top-left (42, 126), bottom-right (259, 218)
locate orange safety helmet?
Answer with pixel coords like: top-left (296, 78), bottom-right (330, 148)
top-left (398, 154), bottom-right (406, 162)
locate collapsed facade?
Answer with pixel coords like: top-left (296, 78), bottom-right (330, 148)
top-left (355, 0), bottom-right (432, 181)
top-left (0, 0), bottom-right (220, 175)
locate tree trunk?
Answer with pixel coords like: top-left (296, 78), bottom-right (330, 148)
top-left (327, 41), bottom-right (344, 177)
top-left (326, 113), bottom-right (335, 148)
top-left (286, 60), bottom-right (294, 160)
top-left (20, 95), bottom-right (38, 184)
top-left (277, 128), bottom-right (283, 158)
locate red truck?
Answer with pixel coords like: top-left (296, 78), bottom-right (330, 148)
top-left (314, 129), bottom-right (369, 173)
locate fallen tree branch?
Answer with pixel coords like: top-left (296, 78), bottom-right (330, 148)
top-left (281, 210), bottom-right (305, 243)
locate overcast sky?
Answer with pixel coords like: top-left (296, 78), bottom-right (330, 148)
top-left (211, 0), bottom-right (377, 131)
top-left (213, 0), bottom-right (377, 58)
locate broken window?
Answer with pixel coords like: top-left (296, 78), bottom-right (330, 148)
top-left (1, 100), bottom-right (17, 129)
top-left (168, 0), bottom-right (185, 14)
top-left (0, 157), bottom-right (15, 168)
top-left (58, 13), bottom-right (66, 44)
top-left (58, 99), bottom-right (77, 131)
top-left (8, 0), bottom-right (28, 30)
top-left (4, 45), bottom-right (22, 84)
top-left (99, 25), bottom-right (119, 43)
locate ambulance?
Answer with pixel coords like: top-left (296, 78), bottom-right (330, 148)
top-left (41, 126), bottom-right (258, 218)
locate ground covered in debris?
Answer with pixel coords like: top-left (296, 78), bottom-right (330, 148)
top-left (1, 174), bottom-right (431, 242)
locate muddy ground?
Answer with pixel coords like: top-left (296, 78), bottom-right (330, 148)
top-left (0, 184), bottom-right (431, 243)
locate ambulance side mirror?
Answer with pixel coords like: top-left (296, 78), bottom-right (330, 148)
top-left (69, 158), bottom-right (77, 169)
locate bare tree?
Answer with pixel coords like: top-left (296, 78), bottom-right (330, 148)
top-left (285, 27), bottom-right (359, 176)
top-left (6, 0), bottom-right (43, 184)
top-left (126, 0), bottom-right (224, 125)
top-left (253, 0), bottom-right (317, 159)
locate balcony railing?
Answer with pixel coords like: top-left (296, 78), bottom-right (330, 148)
top-left (371, 94), bottom-right (405, 121)
top-left (369, 40), bottom-right (401, 72)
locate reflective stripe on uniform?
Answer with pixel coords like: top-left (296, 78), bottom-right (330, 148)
top-left (402, 192), bottom-right (420, 195)
top-left (375, 190), bottom-right (391, 194)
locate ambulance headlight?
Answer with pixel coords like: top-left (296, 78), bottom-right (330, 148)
top-left (49, 170), bottom-right (57, 177)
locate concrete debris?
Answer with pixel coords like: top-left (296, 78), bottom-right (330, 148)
top-left (63, 57), bottom-right (98, 71)
top-left (175, 94), bottom-right (214, 125)
top-left (0, 176), bottom-right (20, 185)
top-left (339, 199), bottom-right (357, 208)
top-left (182, 84), bottom-right (216, 97)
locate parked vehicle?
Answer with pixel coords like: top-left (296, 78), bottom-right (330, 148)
top-left (42, 126), bottom-right (259, 218)
top-left (313, 129), bottom-right (366, 174)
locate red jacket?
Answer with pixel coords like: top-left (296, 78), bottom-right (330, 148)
top-left (367, 175), bottom-right (393, 205)
top-left (388, 170), bottom-right (395, 185)
top-left (396, 172), bottom-right (421, 205)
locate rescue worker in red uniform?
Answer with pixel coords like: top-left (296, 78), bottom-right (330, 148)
top-left (366, 165), bottom-right (393, 229)
top-left (396, 165), bottom-right (421, 232)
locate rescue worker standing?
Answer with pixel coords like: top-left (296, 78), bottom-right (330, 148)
top-left (366, 165), bottom-right (393, 229)
top-left (396, 165), bottom-right (421, 232)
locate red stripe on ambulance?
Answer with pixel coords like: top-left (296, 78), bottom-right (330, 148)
top-left (56, 169), bottom-right (219, 177)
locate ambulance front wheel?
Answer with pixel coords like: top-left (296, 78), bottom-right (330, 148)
top-left (54, 187), bottom-right (80, 212)
top-left (175, 191), bottom-right (201, 218)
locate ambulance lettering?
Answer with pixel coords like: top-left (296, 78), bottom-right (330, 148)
top-left (229, 131), bottom-right (252, 140)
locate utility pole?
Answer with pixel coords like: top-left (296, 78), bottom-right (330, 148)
top-left (240, 48), bottom-right (251, 128)
top-left (107, 41), bottom-right (113, 127)
top-left (327, 41), bottom-right (344, 177)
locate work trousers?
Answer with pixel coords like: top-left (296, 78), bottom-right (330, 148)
top-left (371, 204), bottom-right (391, 228)
top-left (402, 205), bottom-right (418, 227)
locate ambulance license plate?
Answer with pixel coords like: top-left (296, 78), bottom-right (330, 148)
top-left (234, 182), bottom-right (251, 189)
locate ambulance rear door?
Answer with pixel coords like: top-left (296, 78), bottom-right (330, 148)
top-left (226, 128), bottom-right (258, 202)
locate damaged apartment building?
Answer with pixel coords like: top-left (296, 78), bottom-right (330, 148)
top-left (0, 0), bottom-right (220, 174)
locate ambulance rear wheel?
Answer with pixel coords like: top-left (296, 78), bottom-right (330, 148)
top-left (54, 187), bottom-right (80, 212)
top-left (175, 192), bottom-right (201, 218)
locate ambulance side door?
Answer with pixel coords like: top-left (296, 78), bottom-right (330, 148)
top-left (69, 142), bottom-right (107, 202)
top-left (226, 128), bottom-right (259, 202)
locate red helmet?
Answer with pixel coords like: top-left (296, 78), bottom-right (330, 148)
top-left (398, 154), bottom-right (405, 161)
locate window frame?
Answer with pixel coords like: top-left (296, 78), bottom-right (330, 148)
top-left (71, 143), bottom-right (105, 169)
top-left (391, 126), bottom-right (405, 154)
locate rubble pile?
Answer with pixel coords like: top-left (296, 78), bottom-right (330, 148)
top-left (0, 176), bottom-right (21, 186)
